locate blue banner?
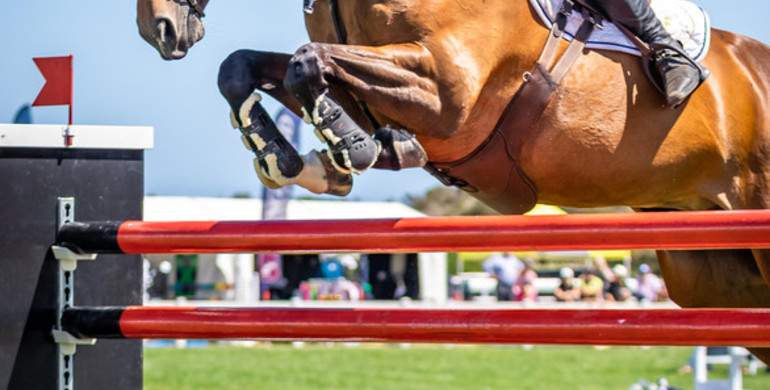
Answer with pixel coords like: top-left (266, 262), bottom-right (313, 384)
top-left (259, 108), bottom-right (302, 294)
top-left (261, 108), bottom-right (302, 220)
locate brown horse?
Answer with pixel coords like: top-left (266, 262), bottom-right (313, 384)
top-left (137, 0), bottom-right (770, 361)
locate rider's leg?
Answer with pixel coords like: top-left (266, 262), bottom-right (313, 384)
top-left (590, 0), bottom-right (710, 107)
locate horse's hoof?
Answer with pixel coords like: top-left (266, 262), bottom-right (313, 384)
top-left (372, 127), bottom-right (428, 171)
top-left (252, 158), bottom-right (282, 190)
top-left (293, 150), bottom-right (353, 196)
top-left (311, 94), bottom-right (379, 174)
top-left (317, 150), bottom-right (353, 196)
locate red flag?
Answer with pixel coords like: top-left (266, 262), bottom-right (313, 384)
top-left (33, 55), bottom-right (72, 106)
top-left (32, 55), bottom-right (73, 124)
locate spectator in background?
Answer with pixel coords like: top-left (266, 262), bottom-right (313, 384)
top-left (580, 269), bottom-right (605, 302)
top-left (514, 258), bottom-right (539, 301)
top-left (592, 255), bottom-right (633, 302)
top-left (482, 252), bottom-right (524, 301)
top-left (605, 264), bottom-right (633, 302)
top-left (554, 267), bottom-right (581, 302)
top-left (318, 254), bottom-right (344, 279)
top-left (635, 263), bottom-right (665, 302)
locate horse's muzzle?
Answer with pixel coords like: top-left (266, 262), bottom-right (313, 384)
top-left (153, 18), bottom-right (187, 60)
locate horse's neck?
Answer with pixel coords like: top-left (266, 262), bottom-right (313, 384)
top-left (435, 1), bottom-right (548, 89)
top-left (342, 0), bottom-right (545, 69)
top-left (431, 0), bottom-right (547, 73)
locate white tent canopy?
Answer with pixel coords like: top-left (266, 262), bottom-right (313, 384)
top-left (143, 196), bottom-right (447, 303)
top-left (144, 196), bottom-right (426, 221)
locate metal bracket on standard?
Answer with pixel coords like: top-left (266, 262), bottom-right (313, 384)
top-left (52, 197), bottom-right (98, 390)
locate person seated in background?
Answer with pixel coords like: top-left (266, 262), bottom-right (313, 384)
top-left (580, 269), bottom-right (605, 302)
top-left (604, 264), bottom-right (633, 302)
top-left (554, 267), bottom-right (581, 302)
top-left (635, 263), bottom-right (665, 302)
top-left (482, 252), bottom-right (524, 301)
top-left (590, 255), bottom-right (632, 302)
top-left (514, 258), bottom-right (539, 302)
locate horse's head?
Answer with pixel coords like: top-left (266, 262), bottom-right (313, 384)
top-left (136, 0), bottom-right (208, 60)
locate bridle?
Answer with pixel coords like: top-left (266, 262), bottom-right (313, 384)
top-left (303, 0), bottom-right (317, 15)
top-left (172, 0), bottom-right (206, 18)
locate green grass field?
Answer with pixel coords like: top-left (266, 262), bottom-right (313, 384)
top-left (143, 344), bottom-right (769, 390)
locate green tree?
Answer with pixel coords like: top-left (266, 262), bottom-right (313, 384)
top-left (406, 186), bottom-right (498, 216)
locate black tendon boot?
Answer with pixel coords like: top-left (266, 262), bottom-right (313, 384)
top-left (311, 93), bottom-right (381, 174)
top-left (232, 93), bottom-right (304, 182)
top-left (591, 0), bottom-right (710, 107)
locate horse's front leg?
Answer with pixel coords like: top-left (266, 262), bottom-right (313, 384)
top-left (218, 49), bottom-right (352, 195)
top-left (284, 42), bottom-right (438, 175)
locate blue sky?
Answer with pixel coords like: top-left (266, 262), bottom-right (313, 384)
top-left (1, 1), bottom-right (769, 202)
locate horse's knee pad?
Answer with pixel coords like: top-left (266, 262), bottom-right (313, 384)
top-left (372, 127), bottom-right (428, 171)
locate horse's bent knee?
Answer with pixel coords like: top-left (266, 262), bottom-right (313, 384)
top-left (292, 42), bottom-right (328, 63)
top-left (218, 50), bottom-right (259, 106)
top-left (284, 43), bottom-right (329, 109)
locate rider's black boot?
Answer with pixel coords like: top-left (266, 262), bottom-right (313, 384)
top-left (590, 0), bottom-right (710, 107)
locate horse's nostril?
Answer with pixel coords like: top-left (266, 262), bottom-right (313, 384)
top-left (155, 18), bottom-right (175, 45)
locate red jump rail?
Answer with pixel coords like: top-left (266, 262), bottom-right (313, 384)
top-left (57, 210), bottom-right (770, 254)
top-left (62, 307), bottom-right (770, 347)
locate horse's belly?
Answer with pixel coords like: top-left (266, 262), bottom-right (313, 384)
top-left (520, 113), bottom-right (728, 210)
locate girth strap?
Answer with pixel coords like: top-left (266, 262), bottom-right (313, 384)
top-left (537, 0), bottom-right (573, 70)
top-left (537, 0), bottom-right (602, 82)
